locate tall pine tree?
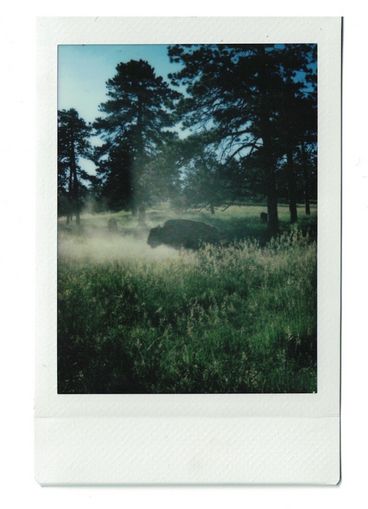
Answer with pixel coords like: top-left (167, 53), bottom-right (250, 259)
top-left (58, 108), bottom-right (91, 224)
top-left (94, 59), bottom-right (180, 220)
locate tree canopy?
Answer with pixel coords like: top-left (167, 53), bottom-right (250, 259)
top-left (168, 44), bottom-right (317, 233)
top-left (58, 46), bottom-right (317, 233)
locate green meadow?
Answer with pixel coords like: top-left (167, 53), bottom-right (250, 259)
top-left (58, 204), bottom-right (317, 393)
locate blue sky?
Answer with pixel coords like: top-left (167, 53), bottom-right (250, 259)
top-left (58, 44), bottom-right (182, 174)
top-left (58, 44), bottom-right (181, 123)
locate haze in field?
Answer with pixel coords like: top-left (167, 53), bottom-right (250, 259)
top-left (58, 226), bottom-right (180, 263)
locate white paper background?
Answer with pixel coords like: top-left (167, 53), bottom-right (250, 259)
top-left (34, 16), bottom-right (341, 485)
top-left (3, 0), bottom-right (367, 505)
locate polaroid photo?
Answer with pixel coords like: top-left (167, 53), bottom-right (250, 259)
top-left (35, 17), bottom-right (342, 485)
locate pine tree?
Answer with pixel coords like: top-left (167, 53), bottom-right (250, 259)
top-left (168, 44), bottom-right (316, 234)
top-left (94, 59), bottom-right (180, 220)
top-left (58, 109), bottom-right (91, 224)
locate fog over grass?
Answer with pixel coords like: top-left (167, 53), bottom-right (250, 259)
top-left (58, 231), bottom-right (181, 263)
top-left (58, 203), bottom-right (317, 263)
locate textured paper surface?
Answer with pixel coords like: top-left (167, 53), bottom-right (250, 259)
top-left (36, 417), bottom-right (340, 485)
top-left (36, 16), bottom-right (341, 485)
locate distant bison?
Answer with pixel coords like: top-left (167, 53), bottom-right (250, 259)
top-left (147, 219), bottom-right (221, 250)
top-left (107, 218), bottom-right (118, 233)
top-left (260, 212), bottom-right (268, 224)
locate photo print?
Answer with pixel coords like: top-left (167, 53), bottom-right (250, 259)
top-left (57, 43), bottom-right (318, 394)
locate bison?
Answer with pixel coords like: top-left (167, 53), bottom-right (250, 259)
top-left (260, 212), bottom-right (268, 224)
top-left (107, 218), bottom-right (118, 233)
top-left (147, 219), bottom-right (221, 250)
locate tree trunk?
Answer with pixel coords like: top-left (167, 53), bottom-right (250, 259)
top-left (131, 199), bottom-right (138, 216)
top-left (69, 130), bottom-right (80, 225)
top-left (71, 166), bottom-right (80, 226)
top-left (286, 149), bottom-right (298, 223)
top-left (265, 166), bottom-right (279, 236)
top-left (75, 200), bottom-right (80, 225)
top-left (301, 143), bottom-right (311, 215)
top-left (138, 204), bottom-right (146, 225)
top-left (67, 168), bottom-right (73, 223)
top-left (71, 169), bottom-right (80, 226)
top-left (258, 46), bottom-right (279, 236)
top-left (134, 96), bottom-right (145, 214)
top-left (305, 190), bottom-right (311, 215)
top-left (262, 132), bottom-right (279, 236)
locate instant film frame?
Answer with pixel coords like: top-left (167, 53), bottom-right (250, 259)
top-left (36, 17), bottom-right (342, 485)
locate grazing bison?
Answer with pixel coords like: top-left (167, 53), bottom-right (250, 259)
top-left (260, 212), bottom-right (268, 224)
top-left (107, 218), bottom-right (118, 233)
top-left (147, 219), bottom-right (221, 250)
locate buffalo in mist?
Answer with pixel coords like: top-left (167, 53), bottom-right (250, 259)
top-left (147, 219), bottom-right (221, 250)
top-left (107, 218), bottom-right (118, 233)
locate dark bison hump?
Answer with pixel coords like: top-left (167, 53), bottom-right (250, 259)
top-left (148, 219), bottom-right (220, 249)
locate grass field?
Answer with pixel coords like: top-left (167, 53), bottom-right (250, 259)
top-left (57, 203), bottom-right (317, 393)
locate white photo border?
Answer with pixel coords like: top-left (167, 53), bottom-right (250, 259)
top-left (35, 16), bottom-right (341, 485)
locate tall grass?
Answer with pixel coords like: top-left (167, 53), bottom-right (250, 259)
top-left (58, 223), bottom-right (317, 393)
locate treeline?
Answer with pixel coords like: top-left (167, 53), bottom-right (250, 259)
top-left (58, 44), bottom-right (317, 234)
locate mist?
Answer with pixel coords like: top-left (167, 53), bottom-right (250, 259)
top-left (58, 230), bottom-right (180, 263)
